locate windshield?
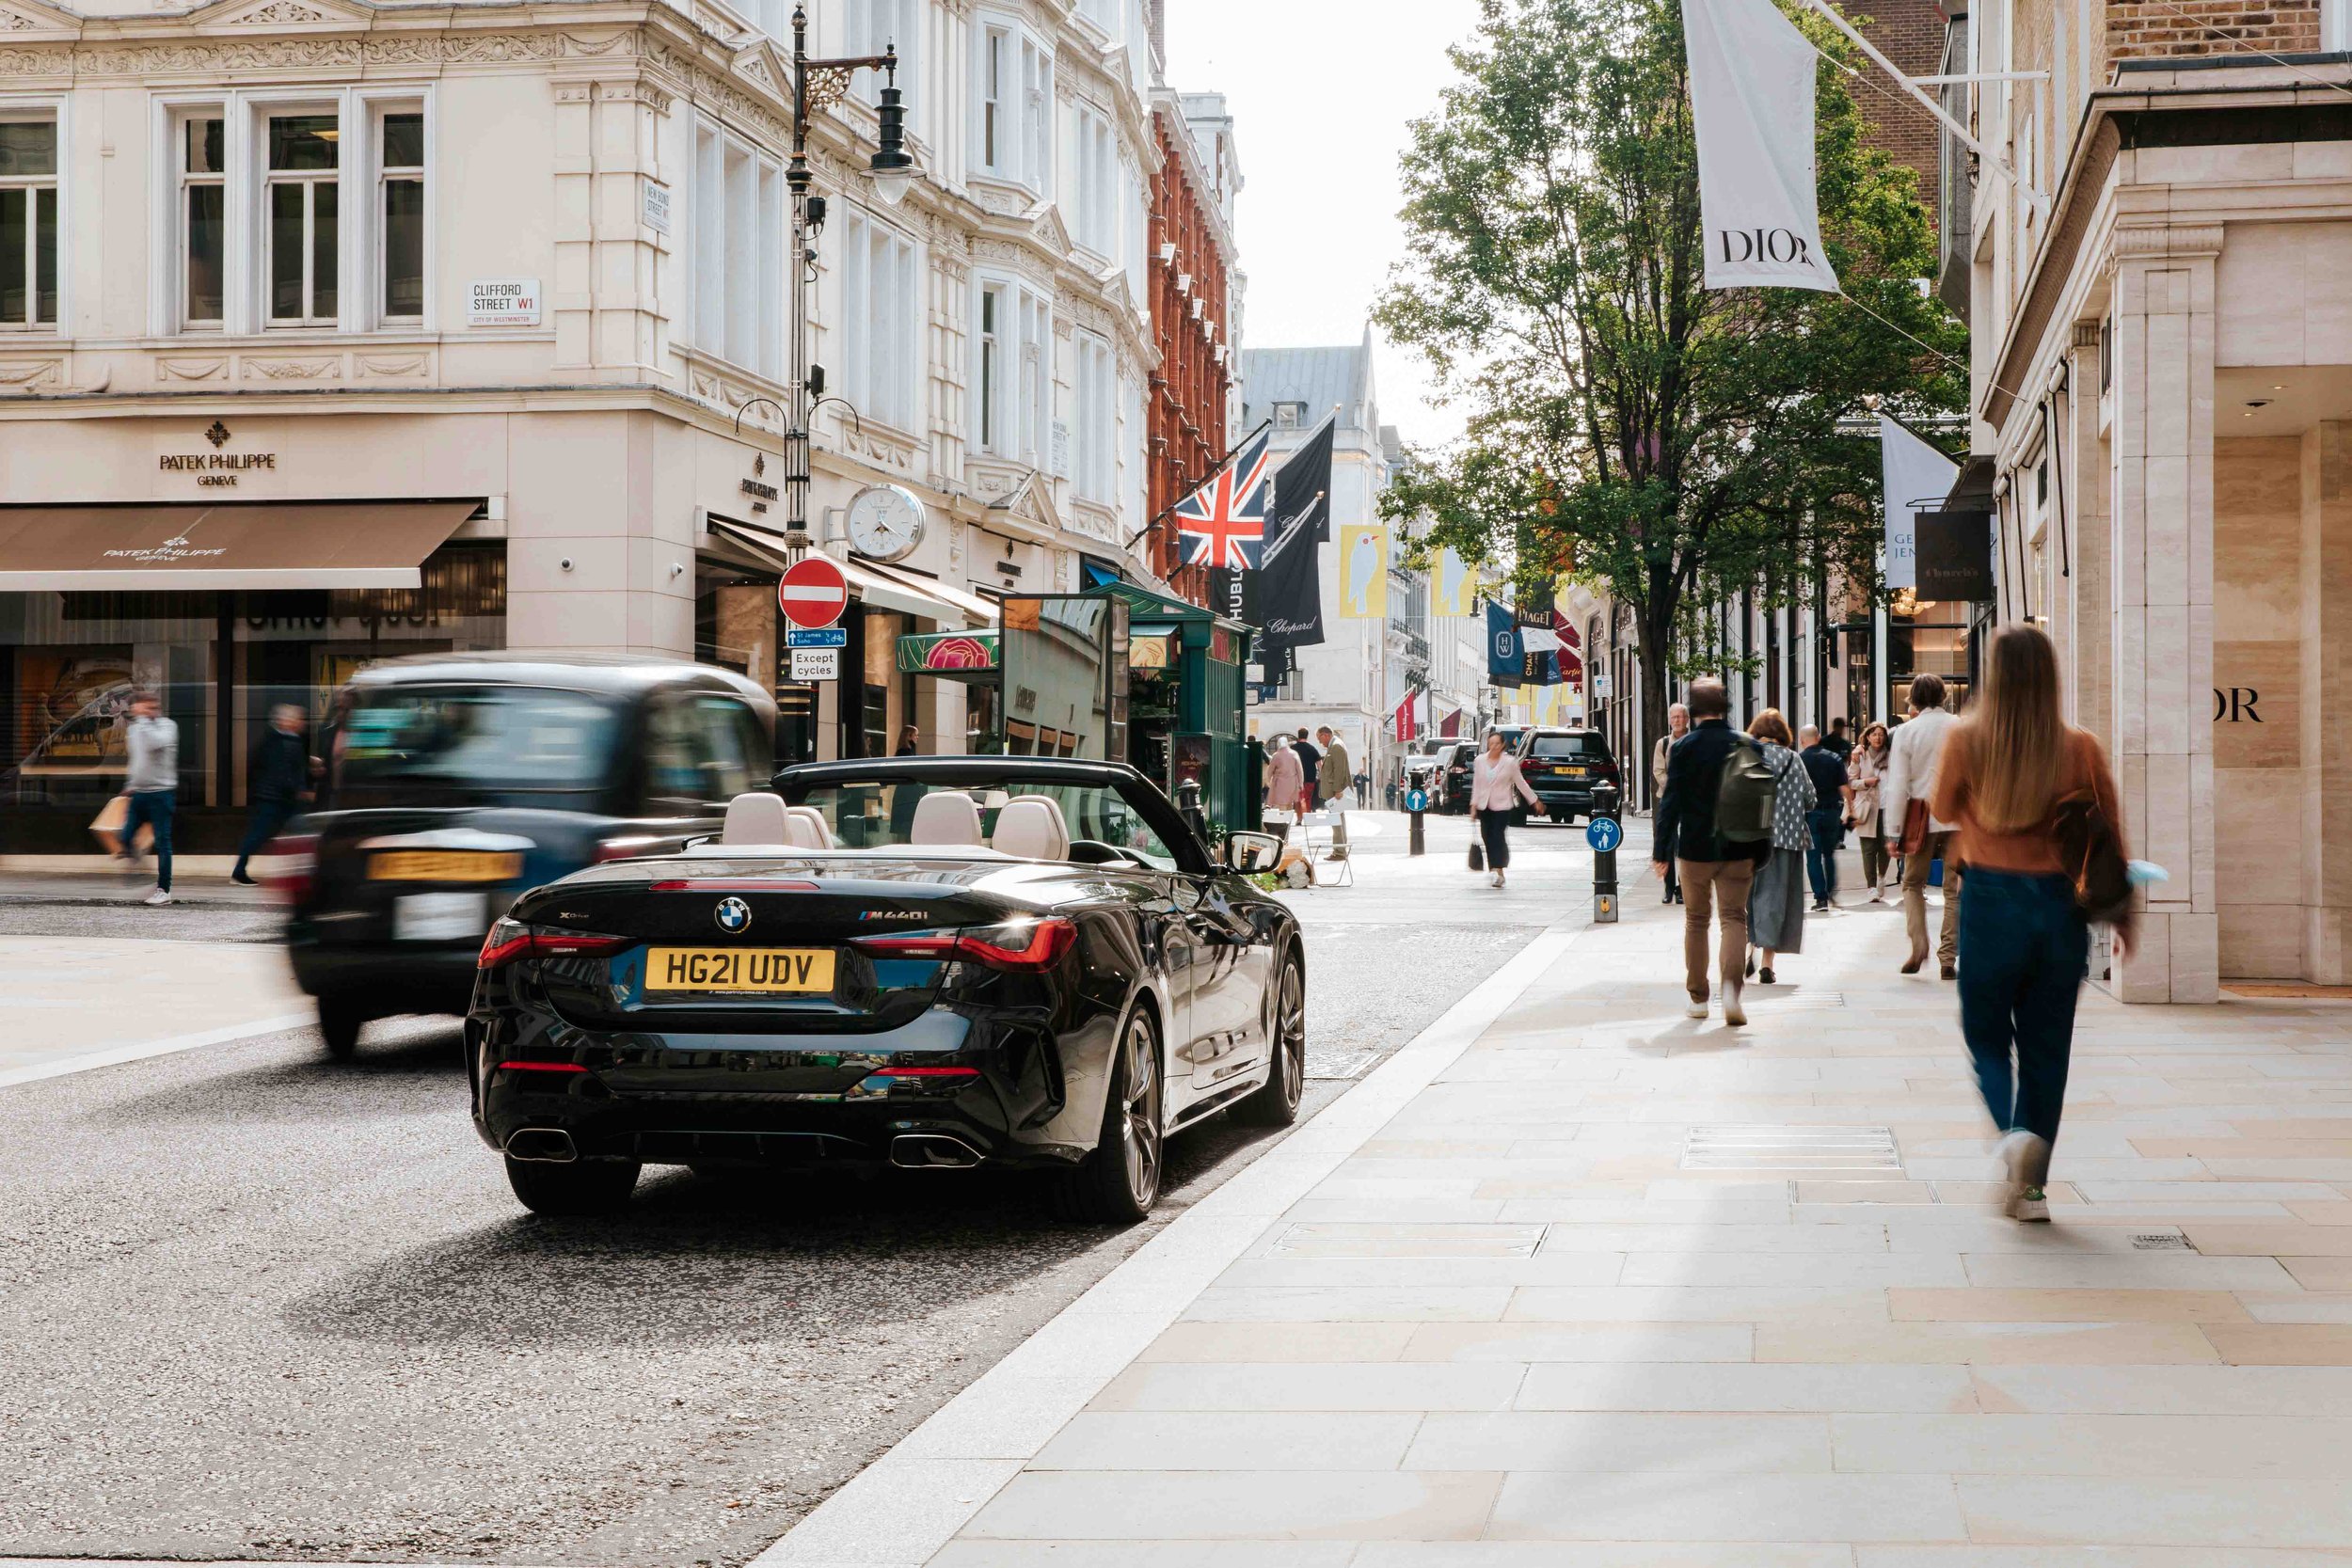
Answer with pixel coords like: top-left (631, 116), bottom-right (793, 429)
top-left (792, 774), bottom-right (1182, 870)
top-left (339, 686), bottom-right (625, 795)
top-left (1531, 733), bottom-right (1606, 760)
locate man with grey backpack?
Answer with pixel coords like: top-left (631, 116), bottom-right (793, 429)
top-left (1650, 678), bottom-right (1774, 1025)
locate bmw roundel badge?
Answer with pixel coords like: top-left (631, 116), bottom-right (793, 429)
top-left (714, 896), bottom-right (753, 935)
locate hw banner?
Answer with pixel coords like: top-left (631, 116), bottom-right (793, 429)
top-left (1683, 0), bottom-right (1838, 292)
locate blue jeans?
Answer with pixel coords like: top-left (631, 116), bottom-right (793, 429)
top-left (1957, 869), bottom-right (2090, 1148)
top-left (123, 788), bottom-right (176, 892)
top-left (1804, 809), bottom-right (1841, 902)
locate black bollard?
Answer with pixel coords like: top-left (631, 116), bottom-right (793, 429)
top-left (1407, 784), bottom-right (1427, 857)
top-left (1590, 780), bottom-right (1621, 923)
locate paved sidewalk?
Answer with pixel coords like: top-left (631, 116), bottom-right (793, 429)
top-left (766, 884), bottom-right (2352, 1565)
top-left (0, 935), bottom-right (310, 1085)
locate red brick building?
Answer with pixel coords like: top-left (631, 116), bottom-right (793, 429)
top-left (1141, 93), bottom-right (1243, 604)
top-left (1853, 0), bottom-right (1951, 229)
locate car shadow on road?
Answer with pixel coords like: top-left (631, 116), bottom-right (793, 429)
top-left (89, 1021), bottom-right (467, 1126)
top-left (278, 1111), bottom-right (1286, 1350)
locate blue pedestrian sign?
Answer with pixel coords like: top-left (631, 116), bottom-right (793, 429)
top-left (787, 626), bottom-right (849, 649)
top-left (1405, 788), bottom-right (1428, 814)
top-left (1585, 816), bottom-right (1623, 853)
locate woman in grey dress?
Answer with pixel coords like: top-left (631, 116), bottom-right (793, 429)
top-left (1744, 708), bottom-right (1811, 985)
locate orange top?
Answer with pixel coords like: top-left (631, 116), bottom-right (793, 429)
top-left (1930, 723), bottom-right (2127, 876)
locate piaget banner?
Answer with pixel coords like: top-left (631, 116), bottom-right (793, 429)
top-left (1683, 0), bottom-right (1839, 292)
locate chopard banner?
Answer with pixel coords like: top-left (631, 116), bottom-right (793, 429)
top-left (1683, 0), bottom-right (1838, 293)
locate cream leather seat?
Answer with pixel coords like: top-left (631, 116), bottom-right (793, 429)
top-left (909, 791), bottom-right (985, 847)
top-left (993, 795), bottom-right (1072, 861)
top-left (722, 792), bottom-right (792, 847)
top-left (785, 807), bottom-right (832, 850)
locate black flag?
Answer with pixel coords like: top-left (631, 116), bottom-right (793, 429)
top-left (1253, 414), bottom-right (1336, 673)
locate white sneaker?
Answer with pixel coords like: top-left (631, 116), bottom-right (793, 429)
top-left (1686, 1000), bottom-right (1709, 1020)
top-left (1489, 869), bottom-right (1503, 888)
top-left (143, 888), bottom-right (173, 906)
top-left (1722, 985), bottom-right (1747, 1027)
top-left (2010, 1185), bottom-right (2051, 1222)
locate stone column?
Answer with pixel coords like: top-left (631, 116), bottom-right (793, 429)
top-left (2304, 422), bottom-right (2352, 981)
top-left (2106, 222), bottom-right (2221, 1004)
top-left (2065, 321), bottom-right (2111, 743)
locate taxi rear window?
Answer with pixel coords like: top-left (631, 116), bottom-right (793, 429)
top-left (1530, 734), bottom-right (1604, 759)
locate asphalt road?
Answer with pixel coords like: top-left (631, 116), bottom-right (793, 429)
top-left (0, 835), bottom-right (1559, 1567)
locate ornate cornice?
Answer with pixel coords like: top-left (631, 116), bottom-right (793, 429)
top-left (9, 27), bottom-right (652, 77)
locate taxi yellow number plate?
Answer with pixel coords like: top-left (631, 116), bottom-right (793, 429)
top-left (370, 851), bottom-right (523, 882)
top-left (647, 947), bottom-right (836, 995)
top-left (1554, 765), bottom-right (1589, 777)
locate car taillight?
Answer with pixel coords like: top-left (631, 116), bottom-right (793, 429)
top-left (855, 917), bottom-right (1077, 973)
top-left (477, 919), bottom-right (636, 970)
top-left (258, 834), bottom-right (317, 904)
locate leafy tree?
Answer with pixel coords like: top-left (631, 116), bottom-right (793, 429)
top-left (1378, 0), bottom-right (1963, 764)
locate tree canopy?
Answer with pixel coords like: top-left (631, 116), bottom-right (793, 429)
top-left (1377, 0), bottom-right (1964, 737)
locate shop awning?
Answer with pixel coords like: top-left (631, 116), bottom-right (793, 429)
top-left (708, 517), bottom-right (993, 626)
top-left (896, 628), bottom-right (1000, 679)
top-left (0, 501), bottom-right (478, 591)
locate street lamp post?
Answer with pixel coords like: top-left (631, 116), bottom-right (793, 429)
top-left (779, 3), bottom-right (916, 560)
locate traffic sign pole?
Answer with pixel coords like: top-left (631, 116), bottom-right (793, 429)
top-left (1588, 781), bottom-right (1622, 924)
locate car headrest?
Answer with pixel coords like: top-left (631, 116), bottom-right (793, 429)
top-left (909, 791), bottom-right (984, 846)
top-left (785, 807), bottom-right (831, 850)
top-left (993, 795), bottom-right (1071, 862)
top-left (723, 792), bottom-right (792, 846)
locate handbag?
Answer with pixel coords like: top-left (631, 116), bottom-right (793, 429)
top-left (1897, 798), bottom-right (1931, 856)
top-left (2053, 791), bottom-right (2133, 925)
top-left (1467, 835), bottom-right (1486, 873)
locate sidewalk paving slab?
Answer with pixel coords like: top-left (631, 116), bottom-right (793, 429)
top-left (757, 882), bottom-right (2352, 1566)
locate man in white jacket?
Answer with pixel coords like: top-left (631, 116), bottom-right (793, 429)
top-left (1879, 673), bottom-right (1962, 977)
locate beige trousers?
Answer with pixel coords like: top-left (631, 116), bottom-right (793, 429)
top-left (1677, 857), bottom-right (1756, 1004)
top-left (1903, 830), bottom-right (1963, 965)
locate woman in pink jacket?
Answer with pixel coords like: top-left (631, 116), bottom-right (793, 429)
top-left (1263, 735), bottom-right (1305, 840)
top-left (1470, 732), bottom-right (1545, 887)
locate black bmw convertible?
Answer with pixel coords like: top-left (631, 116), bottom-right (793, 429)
top-left (468, 758), bottom-right (1303, 1223)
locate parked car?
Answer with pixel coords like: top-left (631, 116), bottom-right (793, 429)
top-left (278, 653), bottom-right (776, 1057)
top-left (1512, 726), bottom-right (1622, 825)
top-left (1435, 742), bottom-right (1475, 814)
top-left (466, 757), bottom-right (1304, 1223)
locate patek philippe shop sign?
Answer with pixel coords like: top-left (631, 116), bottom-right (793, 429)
top-left (160, 422), bottom-right (276, 487)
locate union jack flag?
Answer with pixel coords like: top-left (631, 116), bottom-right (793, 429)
top-left (1174, 430), bottom-right (1277, 570)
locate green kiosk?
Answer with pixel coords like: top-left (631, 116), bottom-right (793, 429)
top-left (893, 582), bottom-right (1255, 838)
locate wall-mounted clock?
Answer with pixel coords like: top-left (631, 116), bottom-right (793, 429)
top-left (845, 483), bottom-right (928, 564)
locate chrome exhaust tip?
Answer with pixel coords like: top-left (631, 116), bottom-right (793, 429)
top-left (889, 1133), bottom-right (983, 1170)
top-left (505, 1128), bottom-right (578, 1164)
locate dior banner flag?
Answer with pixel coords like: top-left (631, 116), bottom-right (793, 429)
top-left (1683, 0), bottom-right (1838, 292)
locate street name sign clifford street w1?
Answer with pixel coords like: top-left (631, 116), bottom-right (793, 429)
top-left (779, 555), bottom-right (850, 630)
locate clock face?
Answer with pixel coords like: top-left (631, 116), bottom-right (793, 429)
top-left (847, 484), bottom-right (927, 563)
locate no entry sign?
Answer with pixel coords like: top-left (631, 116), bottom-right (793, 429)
top-left (778, 554), bottom-right (850, 629)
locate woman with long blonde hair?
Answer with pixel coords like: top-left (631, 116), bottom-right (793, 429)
top-left (1932, 625), bottom-right (2131, 1222)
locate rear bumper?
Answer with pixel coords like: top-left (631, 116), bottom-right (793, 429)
top-left (469, 1006), bottom-right (1093, 1171)
top-left (289, 940), bottom-right (479, 1014)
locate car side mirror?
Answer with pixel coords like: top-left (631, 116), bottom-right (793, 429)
top-left (1224, 831), bottom-right (1282, 875)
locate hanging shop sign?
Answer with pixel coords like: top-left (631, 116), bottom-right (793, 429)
top-left (1915, 509), bottom-right (1995, 602)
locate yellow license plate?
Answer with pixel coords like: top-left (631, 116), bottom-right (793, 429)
top-left (646, 947), bottom-right (836, 995)
top-left (370, 851), bottom-right (523, 882)
top-left (1554, 765), bottom-right (1588, 776)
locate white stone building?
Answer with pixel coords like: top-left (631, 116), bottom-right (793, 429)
top-left (0, 0), bottom-right (1185, 846)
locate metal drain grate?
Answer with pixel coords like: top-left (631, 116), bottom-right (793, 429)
top-left (1682, 1124), bottom-right (1901, 1171)
top-left (2131, 1231), bottom-right (2195, 1251)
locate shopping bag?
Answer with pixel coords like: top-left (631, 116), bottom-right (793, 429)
top-left (1468, 837), bottom-right (1486, 873)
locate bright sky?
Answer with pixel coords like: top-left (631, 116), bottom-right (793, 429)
top-left (1163, 0), bottom-right (1486, 454)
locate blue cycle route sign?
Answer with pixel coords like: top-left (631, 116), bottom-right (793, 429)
top-left (1585, 816), bottom-right (1623, 853)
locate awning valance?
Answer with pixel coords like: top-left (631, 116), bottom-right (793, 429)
top-left (0, 501), bottom-right (477, 591)
top-left (896, 629), bottom-right (999, 679)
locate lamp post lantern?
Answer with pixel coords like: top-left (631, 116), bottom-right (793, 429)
top-left (779, 3), bottom-right (918, 560)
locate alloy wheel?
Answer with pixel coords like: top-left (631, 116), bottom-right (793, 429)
top-left (1120, 1015), bottom-right (1162, 1206)
top-left (1277, 960), bottom-right (1305, 1109)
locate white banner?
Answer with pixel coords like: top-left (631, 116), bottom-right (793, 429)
top-left (1683, 0), bottom-right (1838, 293)
top-left (1880, 415), bottom-right (1958, 592)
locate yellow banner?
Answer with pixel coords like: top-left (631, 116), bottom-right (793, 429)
top-left (1436, 548), bottom-right (1479, 617)
top-left (1339, 524), bottom-right (1389, 620)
